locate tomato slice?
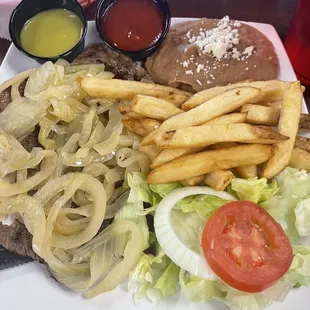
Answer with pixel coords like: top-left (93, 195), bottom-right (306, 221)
top-left (202, 201), bottom-right (293, 293)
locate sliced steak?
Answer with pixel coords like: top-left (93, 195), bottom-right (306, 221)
top-left (0, 88), bottom-right (11, 113)
top-left (0, 221), bottom-right (38, 260)
top-left (72, 43), bottom-right (152, 82)
top-left (0, 44), bottom-right (141, 263)
top-left (21, 126), bottom-right (41, 153)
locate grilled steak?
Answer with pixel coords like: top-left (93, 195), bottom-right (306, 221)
top-left (73, 43), bottom-right (152, 82)
top-left (0, 44), bottom-right (149, 263)
top-left (0, 221), bottom-right (38, 260)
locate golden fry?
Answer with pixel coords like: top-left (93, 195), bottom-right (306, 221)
top-left (181, 175), bottom-right (204, 186)
top-left (151, 147), bottom-right (204, 168)
top-left (204, 113), bottom-right (247, 125)
top-left (141, 87), bottom-right (261, 146)
top-left (139, 144), bottom-right (161, 161)
top-left (234, 165), bottom-right (258, 179)
top-left (289, 148), bottom-right (310, 172)
top-left (131, 95), bottom-right (183, 121)
top-left (140, 118), bottom-right (162, 132)
top-left (261, 82), bottom-right (303, 179)
top-left (204, 170), bottom-right (234, 191)
top-left (241, 104), bottom-right (280, 126)
top-left (147, 144), bottom-right (273, 184)
top-left (119, 103), bottom-right (132, 114)
top-left (81, 77), bottom-right (191, 105)
top-left (182, 80), bottom-right (288, 110)
top-left (210, 142), bottom-right (239, 150)
top-left (294, 136), bottom-right (310, 153)
top-left (260, 101), bottom-right (282, 109)
top-left (154, 124), bottom-right (288, 149)
top-left (122, 119), bottom-right (149, 136)
top-left (125, 112), bottom-right (145, 119)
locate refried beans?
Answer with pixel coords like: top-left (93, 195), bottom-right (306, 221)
top-left (145, 17), bottom-right (279, 92)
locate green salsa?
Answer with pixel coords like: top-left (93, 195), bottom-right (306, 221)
top-left (20, 9), bottom-right (83, 57)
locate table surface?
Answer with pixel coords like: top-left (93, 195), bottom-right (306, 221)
top-left (1, 0), bottom-right (309, 108)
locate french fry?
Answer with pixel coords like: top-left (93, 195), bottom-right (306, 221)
top-left (119, 103), bottom-right (132, 114)
top-left (204, 170), bottom-right (234, 191)
top-left (261, 82), bottom-right (303, 179)
top-left (139, 144), bottom-right (161, 161)
top-left (154, 124), bottom-right (288, 149)
top-left (260, 101), bottom-right (282, 109)
top-left (125, 112), bottom-right (145, 119)
top-left (118, 103), bottom-right (145, 119)
top-left (234, 165), bottom-right (258, 179)
top-left (141, 86), bottom-right (261, 146)
top-left (210, 143), bottom-right (258, 179)
top-left (295, 136), bottom-right (310, 153)
top-left (161, 93), bottom-right (190, 108)
top-left (240, 103), bottom-right (310, 129)
top-left (81, 77), bottom-right (191, 105)
top-left (147, 144), bottom-right (273, 184)
top-left (151, 147), bottom-right (204, 168)
top-left (122, 119), bottom-right (149, 136)
top-left (131, 95), bottom-right (183, 121)
top-left (182, 80), bottom-right (289, 110)
top-left (241, 104), bottom-right (280, 126)
top-left (140, 118), bottom-right (162, 132)
top-left (181, 175), bottom-right (204, 186)
top-left (289, 148), bottom-right (310, 172)
top-left (204, 113), bottom-right (247, 125)
top-left (210, 142), bottom-right (239, 150)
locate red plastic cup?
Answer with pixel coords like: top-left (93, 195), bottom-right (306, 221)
top-left (284, 0), bottom-right (310, 85)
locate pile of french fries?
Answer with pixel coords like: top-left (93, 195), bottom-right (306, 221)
top-left (81, 77), bottom-right (310, 191)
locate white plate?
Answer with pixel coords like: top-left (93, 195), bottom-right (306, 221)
top-left (0, 18), bottom-right (309, 310)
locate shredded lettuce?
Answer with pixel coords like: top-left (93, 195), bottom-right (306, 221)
top-left (129, 250), bottom-right (180, 303)
top-left (149, 182), bottom-right (183, 198)
top-left (275, 168), bottom-right (310, 200)
top-left (295, 198), bottom-right (310, 236)
top-left (170, 209), bottom-right (206, 254)
top-left (115, 173), bottom-right (154, 250)
top-left (149, 182), bottom-right (229, 220)
top-left (230, 177), bottom-right (278, 203)
top-left (127, 172), bottom-right (161, 205)
top-left (261, 168), bottom-right (310, 241)
top-left (175, 194), bottom-right (230, 220)
top-left (225, 291), bottom-right (266, 310)
top-left (179, 271), bottom-right (267, 310)
top-left (285, 245), bottom-right (310, 287)
top-left (179, 270), bottom-right (226, 302)
top-left (126, 168), bottom-right (310, 308)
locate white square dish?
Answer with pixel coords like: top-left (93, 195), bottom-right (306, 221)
top-left (0, 18), bottom-right (308, 310)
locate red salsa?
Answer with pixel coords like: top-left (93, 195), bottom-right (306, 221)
top-left (101, 0), bottom-right (165, 51)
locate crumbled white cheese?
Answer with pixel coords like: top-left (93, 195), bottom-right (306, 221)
top-left (197, 80), bottom-right (202, 85)
top-left (185, 70), bottom-right (194, 75)
top-left (243, 46), bottom-right (254, 57)
top-left (187, 16), bottom-right (255, 61)
top-left (196, 64), bottom-right (204, 73)
top-left (182, 61), bottom-right (189, 68)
